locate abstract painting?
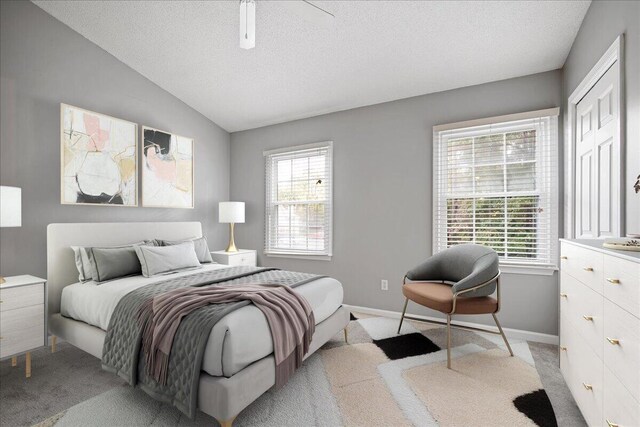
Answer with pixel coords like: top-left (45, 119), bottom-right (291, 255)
top-left (142, 126), bottom-right (194, 208)
top-left (61, 104), bottom-right (137, 206)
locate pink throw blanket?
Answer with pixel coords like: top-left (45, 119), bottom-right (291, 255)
top-left (138, 284), bottom-right (315, 388)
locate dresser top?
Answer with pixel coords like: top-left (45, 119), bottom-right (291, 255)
top-left (560, 239), bottom-right (640, 263)
top-left (0, 275), bottom-right (46, 289)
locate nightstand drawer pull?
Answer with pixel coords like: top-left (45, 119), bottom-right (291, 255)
top-left (560, 346), bottom-right (567, 351)
top-left (583, 267), bottom-right (594, 272)
top-left (606, 278), bottom-right (620, 284)
top-left (582, 315), bottom-right (593, 321)
top-left (606, 337), bottom-right (620, 345)
top-left (560, 256), bottom-right (568, 260)
top-left (606, 420), bottom-right (619, 427)
top-left (560, 293), bottom-right (568, 298)
top-left (582, 383), bottom-right (593, 391)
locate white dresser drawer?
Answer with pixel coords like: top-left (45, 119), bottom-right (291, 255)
top-left (604, 366), bottom-right (640, 427)
top-left (603, 254), bottom-right (640, 317)
top-left (561, 272), bottom-right (604, 359)
top-left (0, 283), bottom-right (44, 312)
top-left (561, 242), bottom-right (604, 293)
top-left (561, 314), bottom-right (603, 427)
top-left (0, 304), bottom-right (45, 358)
top-left (603, 299), bottom-right (640, 400)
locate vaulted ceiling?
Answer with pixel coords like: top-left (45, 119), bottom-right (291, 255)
top-left (34, 1), bottom-right (590, 132)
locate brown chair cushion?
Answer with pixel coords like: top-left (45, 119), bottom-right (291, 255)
top-left (402, 282), bottom-right (498, 315)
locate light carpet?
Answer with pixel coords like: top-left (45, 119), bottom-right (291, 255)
top-left (2, 314), bottom-right (584, 427)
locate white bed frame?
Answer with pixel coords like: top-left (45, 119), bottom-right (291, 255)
top-left (47, 222), bottom-right (349, 426)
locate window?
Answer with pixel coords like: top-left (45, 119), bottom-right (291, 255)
top-left (264, 141), bottom-right (333, 258)
top-left (433, 109), bottom-right (559, 270)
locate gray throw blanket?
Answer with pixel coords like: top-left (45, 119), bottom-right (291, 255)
top-left (101, 266), bottom-right (323, 418)
top-left (138, 284), bottom-right (315, 389)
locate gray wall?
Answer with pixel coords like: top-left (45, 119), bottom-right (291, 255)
top-left (231, 70), bottom-right (563, 336)
top-left (563, 0), bottom-right (640, 235)
top-left (0, 0), bottom-right (230, 279)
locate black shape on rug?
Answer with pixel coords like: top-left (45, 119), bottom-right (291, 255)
top-left (373, 333), bottom-right (440, 360)
top-left (513, 389), bottom-right (558, 427)
top-left (349, 312), bottom-right (358, 321)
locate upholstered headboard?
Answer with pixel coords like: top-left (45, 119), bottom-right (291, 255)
top-left (46, 222), bottom-right (203, 315)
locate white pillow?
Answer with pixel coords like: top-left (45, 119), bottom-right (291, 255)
top-left (134, 241), bottom-right (201, 277)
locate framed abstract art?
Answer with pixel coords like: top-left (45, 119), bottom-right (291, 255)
top-left (60, 103), bottom-right (138, 206)
top-left (142, 126), bottom-right (194, 208)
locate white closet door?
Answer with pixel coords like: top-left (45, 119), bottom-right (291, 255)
top-left (575, 62), bottom-right (620, 238)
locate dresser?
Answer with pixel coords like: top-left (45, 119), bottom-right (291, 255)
top-left (210, 249), bottom-right (257, 267)
top-left (0, 275), bottom-right (47, 378)
top-left (559, 240), bottom-right (639, 427)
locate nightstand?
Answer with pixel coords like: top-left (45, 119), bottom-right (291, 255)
top-left (0, 275), bottom-right (47, 378)
top-left (210, 249), bottom-right (257, 267)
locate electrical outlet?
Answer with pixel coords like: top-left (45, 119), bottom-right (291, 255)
top-left (381, 279), bottom-right (388, 291)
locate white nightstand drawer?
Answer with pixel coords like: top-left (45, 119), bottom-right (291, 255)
top-left (0, 304), bottom-right (45, 358)
top-left (227, 252), bottom-right (256, 267)
top-left (210, 250), bottom-right (257, 267)
top-left (0, 283), bottom-right (44, 312)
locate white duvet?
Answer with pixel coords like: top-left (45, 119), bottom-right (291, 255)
top-left (60, 263), bottom-right (343, 377)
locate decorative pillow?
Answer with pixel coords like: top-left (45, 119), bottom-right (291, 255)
top-left (90, 246), bottom-right (143, 283)
top-left (77, 241), bottom-right (153, 283)
top-left (134, 241), bottom-right (202, 277)
top-left (160, 236), bottom-right (213, 264)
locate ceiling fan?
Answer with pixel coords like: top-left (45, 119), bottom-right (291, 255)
top-left (239, 0), bottom-right (335, 50)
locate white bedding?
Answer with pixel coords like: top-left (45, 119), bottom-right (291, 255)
top-left (60, 264), bottom-right (343, 377)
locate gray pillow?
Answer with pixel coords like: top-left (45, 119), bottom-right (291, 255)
top-left (80, 240), bottom-right (154, 283)
top-left (90, 246), bottom-right (143, 283)
top-left (134, 241), bottom-right (201, 278)
top-left (160, 237), bottom-right (213, 264)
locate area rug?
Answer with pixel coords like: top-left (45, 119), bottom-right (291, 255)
top-left (37, 314), bottom-right (559, 427)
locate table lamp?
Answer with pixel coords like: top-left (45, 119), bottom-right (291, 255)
top-left (219, 201), bottom-right (245, 252)
top-left (0, 186), bottom-right (21, 284)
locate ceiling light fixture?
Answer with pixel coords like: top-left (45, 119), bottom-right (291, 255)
top-left (239, 0), bottom-right (255, 50)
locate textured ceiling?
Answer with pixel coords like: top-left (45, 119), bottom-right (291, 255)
top-left (33, 1), bottom-right (590, 132)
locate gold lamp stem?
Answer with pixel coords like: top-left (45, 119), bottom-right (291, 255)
top-left (226, 223), bottom-right (238, 252)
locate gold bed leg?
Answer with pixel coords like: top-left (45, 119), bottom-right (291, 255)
top-left (25, 352), bottom-right (31, 378)
top-left (11, 356), bottom-right (17, 367)
top-left (344, 327), bottom-right (349, 344)
top-left (217, 416), bottom-right (236, 427)
top-left (51, 336), bottom-right (57, 353)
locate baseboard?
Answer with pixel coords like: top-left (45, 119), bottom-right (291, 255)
top-left (343, 304), bottom-right (559, 345)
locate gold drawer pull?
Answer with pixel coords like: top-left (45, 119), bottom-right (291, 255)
top-left (583, 315), bottom-right (594, 321)
top-left (560, 346), bottom-right (567, 351)
top-left (583, 267), bottom-right (594, 272)
top-left (582, 383), bottom-right (593, 390)
top-left (560, 293), bottom-right (568, 298)
top-left (606, 420), bottom-right (619, 427)
top-left (606, 337), bottom-right (620, 345)
top-left (606, 278), bottom-right (620, 284)
top-left (560, 256), bottom-right (568, 260)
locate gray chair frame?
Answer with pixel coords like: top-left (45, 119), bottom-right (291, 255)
top-left (397, 271), bottom-right (513, 369)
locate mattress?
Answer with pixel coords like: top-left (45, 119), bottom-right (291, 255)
top-left (60, 263), bottom-right (343, 377)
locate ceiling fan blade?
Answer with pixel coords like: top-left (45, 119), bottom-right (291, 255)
top-left (282, 1), bottom-right (335, 26)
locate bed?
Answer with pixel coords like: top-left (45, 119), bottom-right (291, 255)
top-left (47, 222), bottom-right (349, 426)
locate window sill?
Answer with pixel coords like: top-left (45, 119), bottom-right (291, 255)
top-left (265, 252), bottom-right (332, 261)
top-left (499, 263), bottom-right (558, 276)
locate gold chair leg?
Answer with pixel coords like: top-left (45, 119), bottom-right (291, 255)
top-left (446, 314), bottom-right (452, 369)
top-left (397, 298), bottom-right (409, 334)
top-left (217, 416), bottom-right (236, 427)
top-left (51, 336), bottom-right (57, 353)
top-left (492, 313), bottom-right (514, 356)
top-left (343, 327), bottom-right (348, 344)
top-left (25, 352), bottom-right (31, 378)
top-left (11, 356), bottom-right (17, 367)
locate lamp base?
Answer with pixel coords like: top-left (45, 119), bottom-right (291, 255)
top-left (226, 223), bottom-right (238, 252)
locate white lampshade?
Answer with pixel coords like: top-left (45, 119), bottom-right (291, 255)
top-left (0, 186), bottom-right (22, 227)
top-left (219, 201), bottom-right (245, 224)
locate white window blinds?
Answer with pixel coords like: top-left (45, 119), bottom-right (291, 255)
top-left (264, 141), bottom-right (333, 257)
top-left (433, 110), bottom-right (559, 267)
